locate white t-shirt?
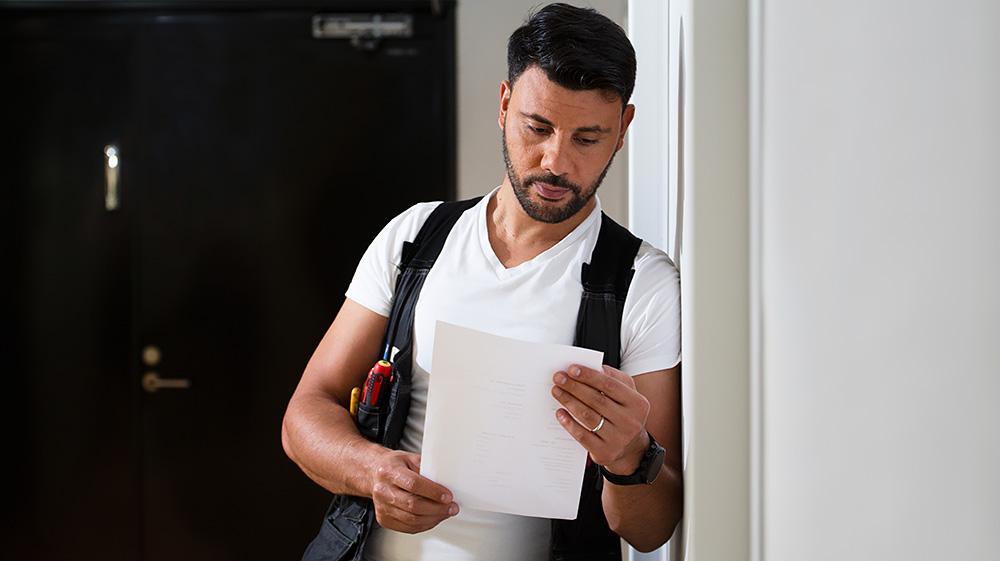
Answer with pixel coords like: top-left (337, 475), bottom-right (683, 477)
top-left (346, 188), bottom-right (680, 561)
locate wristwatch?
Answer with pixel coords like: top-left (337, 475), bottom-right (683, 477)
top-left (599, 432), bottom-right (666, 485)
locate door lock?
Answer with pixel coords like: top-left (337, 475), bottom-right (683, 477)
top-left (142, 345), bottom-right (162, 366)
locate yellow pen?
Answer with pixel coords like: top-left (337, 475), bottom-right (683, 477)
top-left (349, 387), bottom-right (361, 418)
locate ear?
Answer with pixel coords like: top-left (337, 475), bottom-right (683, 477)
top-left (615, 104), bottom-right (636, 152)
top-left (498, 80), bottom-right (512, 130)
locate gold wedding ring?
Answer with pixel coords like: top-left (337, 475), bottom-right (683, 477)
top-left (589, 417), bottom-right (605, 433)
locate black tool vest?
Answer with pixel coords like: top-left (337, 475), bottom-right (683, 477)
top-left (301, 197), bottom-right (642, 561)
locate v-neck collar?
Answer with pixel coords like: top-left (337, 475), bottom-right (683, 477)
top-left (476, 186), bottom-right (602, 281)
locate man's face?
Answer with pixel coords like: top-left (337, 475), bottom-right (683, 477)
top-left (499, 65), bottom-right (635, 224)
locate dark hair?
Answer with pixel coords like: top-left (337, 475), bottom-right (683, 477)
top-left (507, 3), bottom-right (636, 106)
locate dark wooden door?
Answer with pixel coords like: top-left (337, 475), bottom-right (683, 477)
top-left (3, 12), bottom-right (141, 561)
top-left (4, 3), bottom-right (454, 560)
top-left (129, 9), bottom-right (453, 560)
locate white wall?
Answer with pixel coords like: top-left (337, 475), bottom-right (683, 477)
top-left (632, 2), bottom-right (1000, 561)
top-left (456, 0), bottom-right (629, 223)
top-left (757, 1), bottom-right (1000, 560)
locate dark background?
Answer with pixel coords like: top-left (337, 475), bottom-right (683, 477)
top-left (1, 1), bottom-right (455, 559)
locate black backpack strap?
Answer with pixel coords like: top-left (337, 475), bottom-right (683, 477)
top-left (400, 197), bottom-right (482, 269)
top-left (383, 197), bottom-right (482, 358)
top-left (574, 212), bottom-right (642, 369)
top-left (552, 212), bottom-right (642, 561)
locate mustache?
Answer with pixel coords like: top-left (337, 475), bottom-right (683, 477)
top-left (524, 174), bottom-right (581, 193)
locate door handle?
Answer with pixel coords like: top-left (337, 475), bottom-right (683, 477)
top-left (104, 144), bottom-right (120, 211)
top-left (142, 371), bottom-right (191, 393)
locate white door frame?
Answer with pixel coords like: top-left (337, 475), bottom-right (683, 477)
top-left (628, 1), bottom-right (755, 560)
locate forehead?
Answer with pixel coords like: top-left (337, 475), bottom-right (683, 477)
top-left (509, 66), bottom-right (620, 127)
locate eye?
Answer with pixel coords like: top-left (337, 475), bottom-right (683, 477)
top-left (575, 137), bottom-right (599, 146)
top-left (527, 125), bottom-right (549, 135)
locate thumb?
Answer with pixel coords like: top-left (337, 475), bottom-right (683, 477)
top-left (402, 452), bottom-right (422, 471)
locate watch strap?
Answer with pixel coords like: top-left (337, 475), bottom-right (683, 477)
top-left (599, 432), bottom-right (666, 485)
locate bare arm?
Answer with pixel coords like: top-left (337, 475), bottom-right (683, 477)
top-left (281, 298), bottom-right (459, 533)
top-left (599, 366), bottom-right (683, 551)
top-left (551, 364), bottom-right (683, 552)
top-left (281, 298), bottom-right (386, 496)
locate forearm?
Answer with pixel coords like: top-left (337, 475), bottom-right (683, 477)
top-left (281, 390), bottom-right (386, 498)
top-left (602, 462), bottom-right (683, 552)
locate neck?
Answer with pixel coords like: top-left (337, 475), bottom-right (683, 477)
top-left (486, 177), bottom-right (596, 267)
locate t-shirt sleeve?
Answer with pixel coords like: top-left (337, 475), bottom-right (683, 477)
top-left (619, 242), bottom-right (682, 376)
top-left (344, 202), bottom-right (442, 317)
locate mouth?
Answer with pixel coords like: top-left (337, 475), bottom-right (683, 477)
top-left (533, 182), bottom-right (570, 201)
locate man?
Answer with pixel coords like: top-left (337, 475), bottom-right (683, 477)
top-left (282, 4), bottom-right (682, 560)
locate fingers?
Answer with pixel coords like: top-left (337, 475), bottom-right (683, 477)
top-left (371, 451), bottom-right (459, 534)
top-left (373, 480), bottom-right (457, 518)
top-left (561, 365), bottom-right (634, 404)
top-left (551, 384), bottom-right (613, 434)
top-left (375, 502), bottom-right (427, 533)
top-left (552, 365), bottom-right (652, 468)
top-left (554, 407), bottom-right (601, 450)
top-left (552, 369), bottom-right (634, 426)
top-left (390, 457), bottom-right (454, 503)
top-left (554, 405), bottom-right (644, 467)
top-left (374, 500), bottom-right (459, 534)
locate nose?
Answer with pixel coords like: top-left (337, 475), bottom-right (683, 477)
top-left (540, 134), bottom-right (573, 178)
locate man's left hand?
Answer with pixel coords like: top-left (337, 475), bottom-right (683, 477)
top-left (551, 364), bottom-right (651, 476)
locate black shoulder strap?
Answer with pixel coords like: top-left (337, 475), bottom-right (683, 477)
top-left (399, 197), bottom-right (482, 270)
top-left (554, 212), bottom-right (642, 561)
top-left (581, 212), bottom-right (643, 300)
top-left (574, 212), bottom-right (642, 370)
top-left (383, 197), bottom-right (482, 361)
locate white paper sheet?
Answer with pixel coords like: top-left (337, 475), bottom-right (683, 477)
top-left (420, 321), bottom-right (604, 520)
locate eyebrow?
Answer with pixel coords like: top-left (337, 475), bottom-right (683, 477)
top-left (520, 112), bottom-right (612, 134)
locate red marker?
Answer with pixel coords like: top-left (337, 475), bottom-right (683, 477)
top-left (362, 360), bottom-right (393, 406)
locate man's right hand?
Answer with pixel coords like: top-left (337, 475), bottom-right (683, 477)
top-left (370, 450), bottom-right (459, 534)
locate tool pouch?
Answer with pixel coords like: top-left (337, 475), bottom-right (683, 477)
top-left (355, 358), bottom-right (403, 444)
top-left (355, 403), bottom-right (382, 442)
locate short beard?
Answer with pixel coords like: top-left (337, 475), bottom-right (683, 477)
top-left (501, 128), bottom-right (615, 224)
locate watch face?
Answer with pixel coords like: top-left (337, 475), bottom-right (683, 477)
top-left (643, 441), bottom-right (667, 483)
top-left (600, 434), bottom-right (668, 485)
